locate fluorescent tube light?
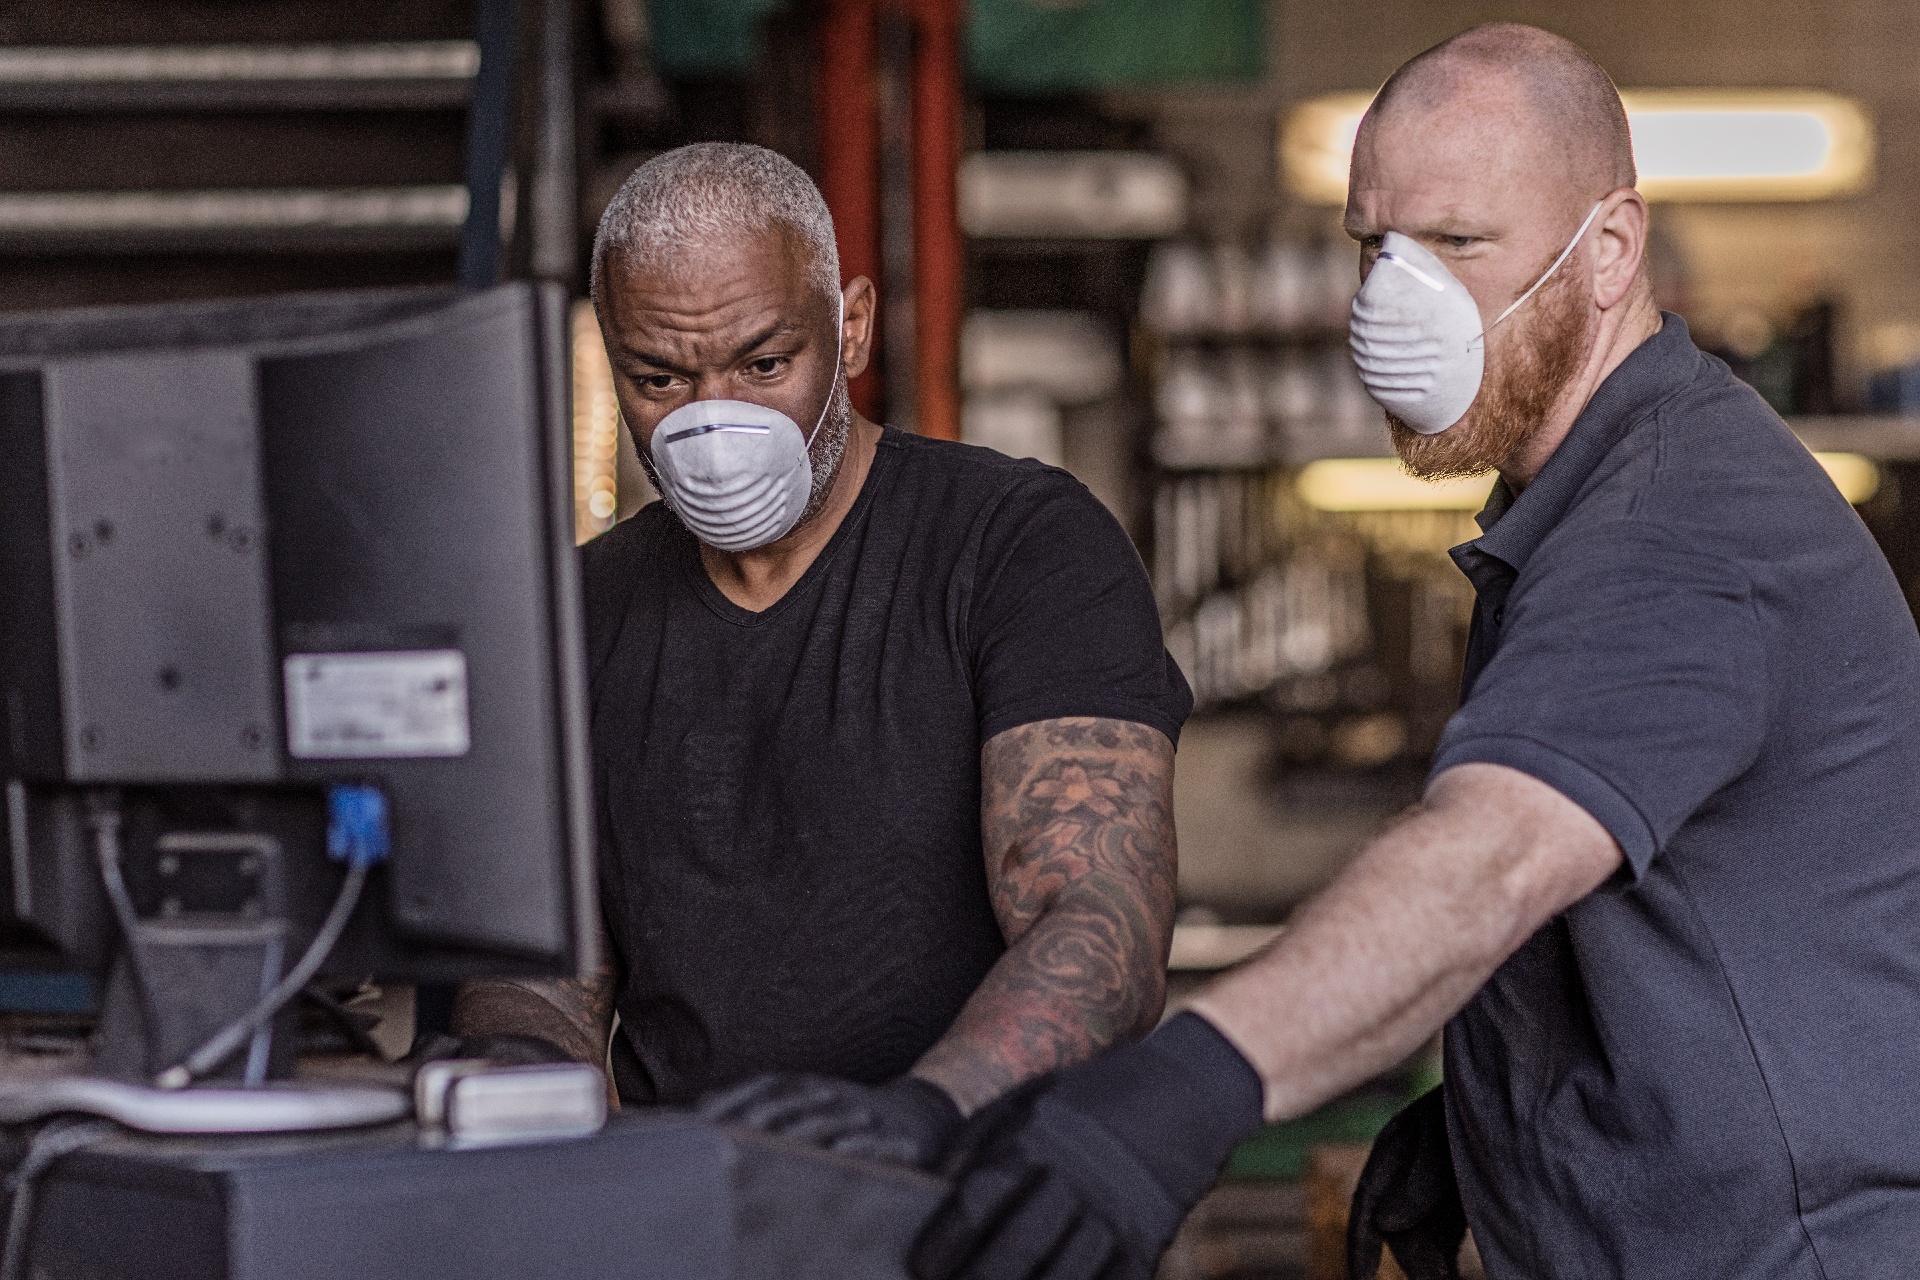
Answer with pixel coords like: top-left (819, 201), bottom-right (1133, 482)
top-left (1296, 453), bottom-right (1877, 512)
top-left (1296, 459), bottom-right (1493, 512)
top-left (1279, 92), bottom-right (1373, 207)
top-left (1627, 91), bottom-right (1872, 200)
top-left (1813, 452), bottom-right (1879, 504)
top-left (1281, 89), bottom-right (1873, 204)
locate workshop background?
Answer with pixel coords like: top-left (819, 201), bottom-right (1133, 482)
top-left (3, 1), bottom-right (1917, 1275)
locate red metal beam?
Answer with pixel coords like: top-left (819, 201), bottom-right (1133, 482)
top-left (815, 0), bottom-right (883, 421)
top-left (909, 0), bottom-right (965, 441)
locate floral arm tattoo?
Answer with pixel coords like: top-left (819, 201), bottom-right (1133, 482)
top-left (912, 716), bottom-right (1177, 1113)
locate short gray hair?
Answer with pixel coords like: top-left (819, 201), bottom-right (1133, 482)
top-left (590, 142), bottom-right (840, 305)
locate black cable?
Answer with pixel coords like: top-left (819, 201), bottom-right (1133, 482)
top-left (155, 861), bottom-right (368, 1089)
top-left (0, 1117), bottom-right (116, 1280)
top-left (85, 794), bottom-right (161, 1066)
top-left (299, 985), bottom-right (386, 1061)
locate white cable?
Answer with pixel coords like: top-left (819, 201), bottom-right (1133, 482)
top-left (88, 800), bottom-right (162, 1057)
top-left (154, 862), bottom-right (368, 1090)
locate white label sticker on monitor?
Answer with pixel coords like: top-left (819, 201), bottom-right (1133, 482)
top-left (283, 650), bottom-right (470, 760)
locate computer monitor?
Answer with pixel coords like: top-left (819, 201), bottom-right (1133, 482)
top-left (0, 283), bottom-right (597, 1106)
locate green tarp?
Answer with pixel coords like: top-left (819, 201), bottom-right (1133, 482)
top-left (646, 0), bottom-right (1266, 87)
top-left (647, 0), bottom-right (788, 77)
top-left (968, 0), bottom-right (1264, 91)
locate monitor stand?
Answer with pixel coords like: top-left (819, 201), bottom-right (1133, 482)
top-left (58, 908), bottom-right (408, 1134)
top-left (39, 807), bottom-right (412, 1135)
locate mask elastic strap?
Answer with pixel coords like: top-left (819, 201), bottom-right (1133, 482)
top-left (804, 291), bottom-right (847, 450)
top-left (1472, 199), bottom-right (1606, 347)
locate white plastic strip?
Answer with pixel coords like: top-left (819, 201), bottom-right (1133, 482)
top-left (0, 187), bottom-right (468, 234)
top-left (0, 42), bottom-right (479, 85)
top-left (1484, 199), bottom-right (1606, 334)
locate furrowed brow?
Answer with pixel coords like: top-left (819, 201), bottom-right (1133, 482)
top-left (727, 320), bottom-right (807, 364)
top-left (615, 342), bottom-right (690, 376)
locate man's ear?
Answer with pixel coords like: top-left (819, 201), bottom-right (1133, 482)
top-left (1592, 189), bottom-right (1648, 311)
top-left (841, 277), bottom-right (878, 381)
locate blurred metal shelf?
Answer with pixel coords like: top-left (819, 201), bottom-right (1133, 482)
top-left (0, 43), bottom-right (478, 112)
top-left (959, 151), bottom-right (1188, 240)
top-left (1792, 415), bottom-right (1920, 460)
top-left (0, 187), bottom-right (469, 254)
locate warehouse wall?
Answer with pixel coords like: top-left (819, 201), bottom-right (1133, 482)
top-left (1103, 0), bottom-right (1920, 391)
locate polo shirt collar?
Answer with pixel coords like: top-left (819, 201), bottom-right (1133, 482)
top-left (1468, 312), bottom-right (1699, 574)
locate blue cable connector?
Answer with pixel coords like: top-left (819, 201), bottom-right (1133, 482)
top-left (326, 784), bottom-right (392, 868)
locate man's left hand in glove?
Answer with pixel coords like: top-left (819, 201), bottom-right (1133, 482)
top-left (910, 1012), bottom-right (1265, 1280)
top-left (697, 1072), bottom-right (966, 1170)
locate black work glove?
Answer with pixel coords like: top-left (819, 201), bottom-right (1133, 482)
top-left (405, 1032), bottom-right (576, 1069)
top-left (911, 1012), bottom-right (1265, 1280)
top-left (697, 1073), bottom-right (965, 1170)
top-left (1347, 1086), bottom-right (1467, 1280)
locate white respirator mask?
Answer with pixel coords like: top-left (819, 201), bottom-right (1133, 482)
top-left (647, 295), bottom-right (845, 552)
top-left (1348, 201), bottom-right (1603, 434)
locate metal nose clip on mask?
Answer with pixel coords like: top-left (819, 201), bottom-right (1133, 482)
top-left (647, 296), bottom-right (846, 552)
top-left (1348, 201), bottom-right (1604, 435)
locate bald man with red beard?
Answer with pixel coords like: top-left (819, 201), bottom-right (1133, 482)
top-left (911, 24), bottom-right (1920, 1280)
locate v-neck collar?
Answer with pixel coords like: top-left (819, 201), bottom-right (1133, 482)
top-left (680, 429), bottom-right (897, 627)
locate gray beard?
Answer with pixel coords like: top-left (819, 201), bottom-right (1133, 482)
top-left (796, 372), bottom-right (853, 527)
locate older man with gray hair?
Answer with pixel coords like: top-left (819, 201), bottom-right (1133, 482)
top-left (453, 142), bottom-right (1191, 1169)
top-left (914, 24), bottom-right (1920, 1280)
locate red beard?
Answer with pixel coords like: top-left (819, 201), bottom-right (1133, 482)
top-left (1388, 268), bottom-right (1596, 480)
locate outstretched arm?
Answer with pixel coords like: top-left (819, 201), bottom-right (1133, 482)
top-left (910, 716), bottom-right (1177, 1114)
top-left (909, 762), bottom-right (1625, 1280)
top-left (1189, 761), bottom-right (1621, 1120)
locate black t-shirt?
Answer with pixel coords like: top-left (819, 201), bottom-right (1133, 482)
top-left (580, 428), bottom-right (1191, 1104)
top-left (1434, 316), bottom-right (1920, 1277)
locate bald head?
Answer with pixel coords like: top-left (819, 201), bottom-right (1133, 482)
top-left (1366, 23), bottom-right (1633, 197)
top-left (1344, 23), bottom-right (1643, 298)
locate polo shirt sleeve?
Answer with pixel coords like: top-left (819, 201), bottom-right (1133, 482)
top-left (967, 468), bottom-right (1193, 746)
top-left (1431, 520), bottom-right (1768, 877)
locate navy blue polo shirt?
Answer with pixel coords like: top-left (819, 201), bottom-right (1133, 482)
top-left (1435, 315), bottom-right (1920, 1278)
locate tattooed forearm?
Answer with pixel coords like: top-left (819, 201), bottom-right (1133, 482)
top-left (912, 717), bottom-right (1177, 1113)
top-left (452, 920), bottom-right (618, 1068)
